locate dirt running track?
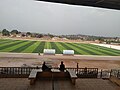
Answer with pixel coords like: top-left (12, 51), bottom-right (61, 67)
top-left (0, 52), bottom-right (120, 69)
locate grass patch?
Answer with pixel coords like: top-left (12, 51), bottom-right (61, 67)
top-left (32, 41), bottom-right (45, 53)
top-left (0, 39), bottom-right (120, 56)
top-left (11, 41), bottom-right (36, 52)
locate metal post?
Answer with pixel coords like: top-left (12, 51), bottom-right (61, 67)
top-left (101, 69), bottom-right (102, 78)
top-left (77, 63), bottom-right (78, 75)
top-left (117, 70), bottom-right (119, 78)
top-left (110, 69), bottom-right (112, 78)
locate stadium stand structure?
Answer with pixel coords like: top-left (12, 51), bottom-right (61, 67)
top-left (36, 0), bottom-right (120, 10)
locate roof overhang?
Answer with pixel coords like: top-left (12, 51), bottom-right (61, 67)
top-left (36, 0), bottom-right (120, 10)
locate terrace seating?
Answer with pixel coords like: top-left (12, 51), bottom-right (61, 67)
top-left (28, 68), bottom-right (78, 85)
top-left (67, 69), bottom-right (78, 85)
top-left (28, 69), bottom-right (62, 85)
top-left (28, 69), bottom-right (42, 85)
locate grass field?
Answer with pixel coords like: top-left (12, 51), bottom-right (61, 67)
top-left (0, 39), bottom-right (120, 56)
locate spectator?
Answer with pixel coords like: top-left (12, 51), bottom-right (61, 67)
top-left (59, 61), bottom-right (65, 71)
top-left (42, 62), bottom-right (49, 71)
top-left (36, 66), bottom-right (39, 69)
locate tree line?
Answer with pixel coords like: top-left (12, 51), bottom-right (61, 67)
top-left (0, 29), bottom-right (45, 38)
top-left (0, 29), bottom-right (119, 44)
top-left (1, 29), bottom-right (20, 36)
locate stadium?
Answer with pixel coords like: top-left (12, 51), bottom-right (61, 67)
top-left (0, 0), bottom-right (120, 90)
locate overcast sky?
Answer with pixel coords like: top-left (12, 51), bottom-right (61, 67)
top-left (0, 0), bottom-right (120, 37)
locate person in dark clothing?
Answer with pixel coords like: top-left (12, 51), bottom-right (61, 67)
top-left (59, 61), bottom-right (65, 71)
top-left (42, 62), bottom-right (49, 71)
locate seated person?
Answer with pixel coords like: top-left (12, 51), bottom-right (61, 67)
top-left (42, 62), bottom-right (50, 71)
top-left (59, 61), bottom-right (65, 71)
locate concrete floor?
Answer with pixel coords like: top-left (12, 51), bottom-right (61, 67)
top-left (0, 78), bottom-right (119, 90)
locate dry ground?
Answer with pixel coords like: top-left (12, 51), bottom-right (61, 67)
top-left (0, 53), bottom-right (120, 69)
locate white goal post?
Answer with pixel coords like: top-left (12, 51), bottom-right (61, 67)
top-left (63, 50), bottom-right (74, 55)
top-left (43, 49), bottom-right (55, 55)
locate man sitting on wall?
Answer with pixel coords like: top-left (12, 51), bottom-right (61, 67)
top-left (42, 62), bottom-right (50, 71)
top-left (59, 61), bottom-right (65, 71)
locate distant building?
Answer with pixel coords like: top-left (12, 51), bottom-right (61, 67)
top-left (41, 36), bottom-right (51, 40)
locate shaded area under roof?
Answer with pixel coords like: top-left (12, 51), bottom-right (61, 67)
top-left (36, 0), bottom-right (120, 10)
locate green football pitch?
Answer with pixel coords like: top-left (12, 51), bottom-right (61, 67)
top-left (0, 39), bottom-right (120, 56)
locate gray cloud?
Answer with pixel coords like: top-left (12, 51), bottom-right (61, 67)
top-left (0, 0), bottom-right (120, 37)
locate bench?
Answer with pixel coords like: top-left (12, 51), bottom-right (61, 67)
top-left (28, 69), bottom-right (61, 85)
top-left (51, 69), bottom-right (60, 72)
top-left (67, 69), bottom-right (77, 85)
top-left (29, 69), bottom-right (77, 85)
top-left (28, 69), bottom-right (42, 85)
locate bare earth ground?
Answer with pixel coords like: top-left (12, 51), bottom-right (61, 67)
top-left (0, 52), bottom-right (120, 69)
top-left (92, 43), bottom-right (120, 50)
top-left (0, 37), bottom-right (98, 43)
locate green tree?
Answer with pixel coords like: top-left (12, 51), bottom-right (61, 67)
top-left (2, 29), bottom-right (10, 36)
top-left (48, 33), bottom-right (54, 38)
top-left (37, 34), bottom-right (43, 38)
top-left (11, 30), bottom-right (19, 34)
top-left (98, 37), bottom-right (104, 43)
top-left (26, 32), bottom-right (31, 35)
top-left (18, 31), bottom-right (21, 34)
top-left (106, 41), bottom-right (111, 44)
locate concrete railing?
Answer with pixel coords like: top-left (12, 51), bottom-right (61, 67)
top-left (0, 67), bottom-right (120, 79)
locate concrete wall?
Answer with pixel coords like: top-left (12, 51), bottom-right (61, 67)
top-left (109, 76), bottom-right (120, 86)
